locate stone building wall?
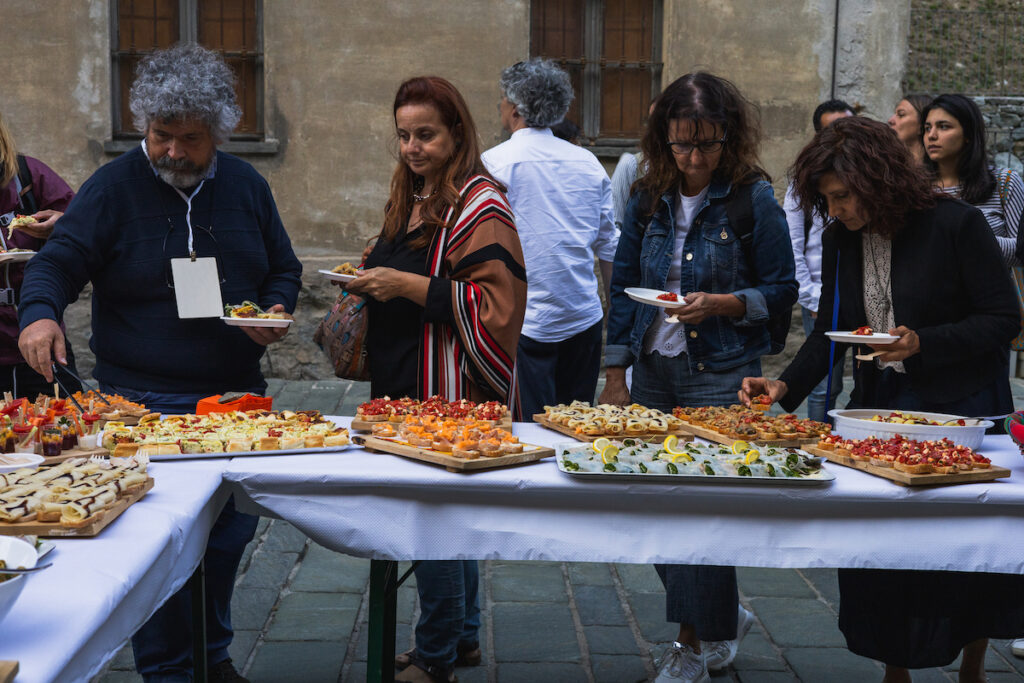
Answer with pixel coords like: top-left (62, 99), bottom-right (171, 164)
top-left (978, 97), bottom-right (1024, 171)
top-left (4, 0), bottom-right (912, 383)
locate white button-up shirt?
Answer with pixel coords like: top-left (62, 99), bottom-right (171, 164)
top-left (482, 127), bottom-right (618, 343)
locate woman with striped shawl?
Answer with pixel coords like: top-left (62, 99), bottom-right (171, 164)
top-left (345, 76), bottom-right (526, 683)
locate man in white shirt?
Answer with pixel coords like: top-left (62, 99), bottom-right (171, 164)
top-left (482, 58), bottom-right (618, 419)
top-left (785, 99), bottom-right (855, 422)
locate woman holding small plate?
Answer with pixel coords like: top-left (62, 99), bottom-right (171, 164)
top-left (740, 116), bottom-right (1022, 682)
top-left (600, 72), bottom-right (796, 683)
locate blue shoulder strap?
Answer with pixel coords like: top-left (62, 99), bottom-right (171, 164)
top-left (823, 249), bottom-right (840, 420)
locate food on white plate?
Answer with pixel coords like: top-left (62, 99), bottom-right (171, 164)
top-left (224, 301), bottom-right (286, 320)
top-left (5, 214), bottom-right (36, 240)
top-left (331, 262), bottom-right (361, 275)
top-left (102, 409), bottom-right (349, 455)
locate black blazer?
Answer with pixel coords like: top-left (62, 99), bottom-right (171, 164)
top-left (780, 197), bottom-right (1019, 410)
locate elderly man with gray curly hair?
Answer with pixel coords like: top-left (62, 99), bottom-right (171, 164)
top-left (19, 43), bottom-right (301, 683)
top-left (482, 58), bottom-right (617, 418)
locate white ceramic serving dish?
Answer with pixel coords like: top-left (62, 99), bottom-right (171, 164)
top-left (0, 453), bottom-right (44, 474)
top-left (827, 409), bottom-right (992, 450)
top-left (0, 536), bottom-right (38, 624)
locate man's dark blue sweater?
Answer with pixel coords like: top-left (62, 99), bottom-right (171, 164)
top-left (19, 145), bottom-right (302, 394)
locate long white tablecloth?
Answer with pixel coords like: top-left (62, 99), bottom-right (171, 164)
top-left (223, 419), bottom-right (1024, 574)
top-left (0, 460), bottom-right (228, 683)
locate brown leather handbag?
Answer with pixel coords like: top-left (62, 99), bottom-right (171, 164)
top-left (313, 290), bottom-right (371, 381)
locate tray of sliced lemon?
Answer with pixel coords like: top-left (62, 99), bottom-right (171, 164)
top-left (554, 437), bottom-right (834, 485)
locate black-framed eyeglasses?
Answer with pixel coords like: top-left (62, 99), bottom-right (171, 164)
top-left (162, 217), bottom-right (227, 289)
top-left (667, 136), bottom-right (727, 155)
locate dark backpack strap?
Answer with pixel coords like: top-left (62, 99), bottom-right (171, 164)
top-left (723, 180), bottom-right (791, 355)
top-left (724, 181), bottom-right (756, 262)
top-left (16, 155), bottom-right (38, 216)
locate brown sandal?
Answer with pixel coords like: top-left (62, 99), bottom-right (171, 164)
top-left (395, 643), bottom-right (481, 670)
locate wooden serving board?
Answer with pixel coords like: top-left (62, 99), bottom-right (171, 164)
top-left (803, 445), bottom-right (1012, 487)
top-left (0, 661), bottom-right (16, 683)
top-left (40, 445), bottom-right (109, 466)
top-left (350, 415), bottom-right (512, 432)
top-left (673, 421), bottom-right (819, 448)
top-left (354, 435), bottom-right (553, 472)
top-left (0, 477), bottom-right (154, 537)
top-left (532, 415), bottom-right (694, 443)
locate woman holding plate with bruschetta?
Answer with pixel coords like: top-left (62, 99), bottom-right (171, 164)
top-left (599, 72), bottom-right (797, 683)
top-left (342, 76), bottom-right (526, 683)
top-left (739, 116), bottom-right (1023, 682)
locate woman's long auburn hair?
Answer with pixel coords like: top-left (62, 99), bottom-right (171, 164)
top-left (921, 94), bottom-right (995, 205)
top-left (790, 117), bottom-right (935, 239)
top-left (0, 112), bottom-right (19, 189)
top-left (382, 76), bottom-right (496, 249)
top-left (635, 72), bottom-right (768, 215)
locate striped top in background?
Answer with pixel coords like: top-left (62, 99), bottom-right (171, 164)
top-left (939, 166), bottom-right (1024, 267)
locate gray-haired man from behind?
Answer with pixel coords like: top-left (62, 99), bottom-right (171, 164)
top-left (482, 58), bottom-right (618, 418)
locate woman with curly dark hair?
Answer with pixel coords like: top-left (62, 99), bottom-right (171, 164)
top-left (601, 72), bottom-right (797, 682)
top-left (740, 116), bottom-right (1022, 682)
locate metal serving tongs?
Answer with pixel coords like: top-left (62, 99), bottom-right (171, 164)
top-left (51, 364), bottom-right (87, 416)
top-left (0, 562), bottom-right (53, 575)
top-left (51, 363), bottom-right (111, 408)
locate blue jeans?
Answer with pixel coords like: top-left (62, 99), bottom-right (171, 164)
top-left (630, 351), bottom-right (760, 413)
top-left (517, 319), bottom-right (603, 420)
top-left (413, 560), bottom-right (481, 671)
top-left (101, 384), bottom-right (261, 682)
top-left (631, 352), bottom-right (757, 642)
top-left (801, 306), bottom-right (844, 422)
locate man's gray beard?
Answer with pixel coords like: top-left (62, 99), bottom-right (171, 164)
top-left (154, 157), bottom-right (210, 189)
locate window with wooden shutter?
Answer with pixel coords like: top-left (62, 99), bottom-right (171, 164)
top-left (111, 0), bottom-right (264, 140)
top-left (530, 0), bottom-right (662, 154)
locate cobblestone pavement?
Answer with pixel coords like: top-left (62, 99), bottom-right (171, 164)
top-left (96, 375), bottom-right (1024, 683)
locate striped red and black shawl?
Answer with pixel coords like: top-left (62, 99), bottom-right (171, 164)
top-left (420, 174), bottom-right (527, 410)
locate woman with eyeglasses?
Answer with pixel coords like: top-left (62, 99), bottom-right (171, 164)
top-left (344, 76), bottom-right (527, 683)
top-left (600, 72), bottom-right (797, 683)
top-left (740, 116), bottom-right (1021, 683)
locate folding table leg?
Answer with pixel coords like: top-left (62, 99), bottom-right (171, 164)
top-left (191, 560), bottom-right (208, 683)
top-left (367, 559), bottom-right (398, 683)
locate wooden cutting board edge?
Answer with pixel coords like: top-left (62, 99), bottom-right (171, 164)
top-left (803, 445), bottom-right (1012, 487)
top-left (354, 435), bottom-right (553, 472)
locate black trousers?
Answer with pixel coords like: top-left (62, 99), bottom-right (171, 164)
top-left (516, 319), bottom-right (603, 420)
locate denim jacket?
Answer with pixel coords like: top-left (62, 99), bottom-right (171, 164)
top-left (606, 178), bottom-right (797, 373)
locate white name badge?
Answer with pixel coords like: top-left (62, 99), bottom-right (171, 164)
top-left (170, 257), bottom-right (224, 318)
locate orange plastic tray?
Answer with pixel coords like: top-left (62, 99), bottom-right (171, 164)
top-left (195, 394), bottom-right (273, 415)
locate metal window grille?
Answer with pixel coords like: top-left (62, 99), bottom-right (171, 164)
top-left (111, 0), bottom-right (264, 139)
top-left (530, 0), bottom-right (663, 150)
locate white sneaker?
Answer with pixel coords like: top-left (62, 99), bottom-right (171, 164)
top-left (1012, 638), bottom-right (1024, 658)
top-left (654, 642), bottom-right (709, 683)
top-left (702, 604), bottom-right (755, 672)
